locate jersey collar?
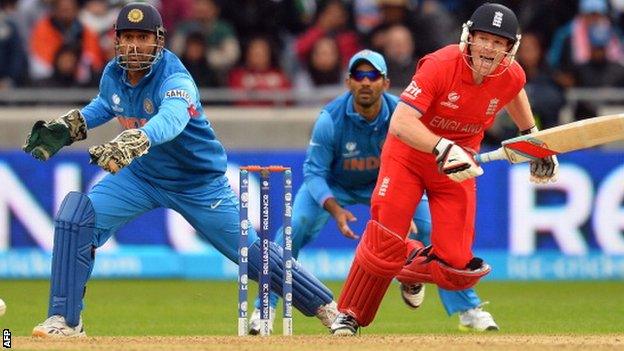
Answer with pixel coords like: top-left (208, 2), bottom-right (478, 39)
top-left (346, 93), bottom-right (389, 128)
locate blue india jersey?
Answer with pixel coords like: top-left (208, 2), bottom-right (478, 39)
top-left (80, 49), bottom-right (227, 190)
top-left (304, 91), bottom-right (399, 206)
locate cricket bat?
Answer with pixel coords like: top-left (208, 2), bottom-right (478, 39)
top-left (475, 114), bottom-right (624, 164)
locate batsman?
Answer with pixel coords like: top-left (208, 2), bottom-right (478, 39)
top-left (250, 50), bottom-right (499, 334)
top-left (331, 3), bottom-right (559, 335)
top-left (24, 3), bottom-right (338, 337)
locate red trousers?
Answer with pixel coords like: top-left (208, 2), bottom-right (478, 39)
top-left (371, 134), bottom-right (477, 269)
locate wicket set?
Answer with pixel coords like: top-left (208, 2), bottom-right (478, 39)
top-left (238, 165), bottom-right (293, 336)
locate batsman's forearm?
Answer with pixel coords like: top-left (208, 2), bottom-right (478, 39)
top-left (506, 89), bottom-right (537, 132)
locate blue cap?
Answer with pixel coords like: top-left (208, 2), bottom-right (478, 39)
top-left (348, 50), bottom-right (387, 76)
top-left (580, 0), bottom-right (608, 14)
top-left (115, 3), bottom-right (164, 33)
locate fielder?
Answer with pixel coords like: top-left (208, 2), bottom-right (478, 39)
top-left (331, 3), bottom-right (558, 335)
top-left (24, 3), bottom-right (338, 337)
top-left (248, 50), bottom-right (498, 334)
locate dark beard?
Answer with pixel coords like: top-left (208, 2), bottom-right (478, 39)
top-left (356, 96), bottom-right (376, 109)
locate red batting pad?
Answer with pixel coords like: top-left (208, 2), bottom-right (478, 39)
top-left (337, 221), bottom-right (405, 326)
top-left (504, 140), bottom-right (559, 158)
top-left (397, 248), bottom-right (491, 290)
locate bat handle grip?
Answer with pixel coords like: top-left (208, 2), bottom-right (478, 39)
top-left (475, 147), bottom-right (508, 164)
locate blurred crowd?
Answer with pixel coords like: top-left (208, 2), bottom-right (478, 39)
top-left (2, 0), bottom-right (624, 125)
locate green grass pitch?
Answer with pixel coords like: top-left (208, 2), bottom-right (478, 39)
top-left (1, 280), bottom-right (622, 336)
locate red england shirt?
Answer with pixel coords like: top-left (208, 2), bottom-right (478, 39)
top-left (400, 44), bottom-right (526, 151)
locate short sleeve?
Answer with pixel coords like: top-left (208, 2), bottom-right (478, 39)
top-left (399, 57), bottom-right (440, 114)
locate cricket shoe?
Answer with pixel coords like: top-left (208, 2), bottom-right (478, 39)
top-left (330, 312), bottom-right (359, 336)
top-left (248, 306), bottom-right (276, 335)
top-left (32, 315), bottom-right (86, 338)
top-left (399, 283), bottom-right (425, 309)
top-left (458, 303), bottom-right (499, 332)
top-left (316, 300), bottom-right (339, 328)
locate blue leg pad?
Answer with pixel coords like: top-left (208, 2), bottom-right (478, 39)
top-left (248, 240), bottom-right (333, 316)
top-left (48, 191), bottom-right (96, 327)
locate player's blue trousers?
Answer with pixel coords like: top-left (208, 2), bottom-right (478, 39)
top-left (50, 167), bottom-right (331, 319)
top-left (256, 182), bottom-right (481, 315)
top-left (89, 169), bottom-right (244, 264)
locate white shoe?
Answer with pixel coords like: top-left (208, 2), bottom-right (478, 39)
top-left (399, 283), bottom-right (425, 309)
top-left (458, 303), bottom-right (499, 332)
top-left (248, 306), bottom-right (276, 335)
top-left (330, 312), bottom-right (359, 336)
top-left (316, 300), bottom-right (339, 328)
top-left (32, 315), bottom-right (86, 338)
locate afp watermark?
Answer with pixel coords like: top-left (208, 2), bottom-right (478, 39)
top-left (2, 329), bottom-right (10, 348)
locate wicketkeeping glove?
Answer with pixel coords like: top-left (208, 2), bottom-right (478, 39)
top-left (23, 109), bottom-right (87, 160)
top-left (89, 129), bottom-right (150, 174)
top-left (433, 138), bottom-right (483, 182)
top-left (520, 126), bottom-right (559, 184)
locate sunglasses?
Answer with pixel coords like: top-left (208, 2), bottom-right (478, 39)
top-left (350, 70), bottom-right (383, 82)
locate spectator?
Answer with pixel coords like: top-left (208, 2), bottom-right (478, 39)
top-left (15, 0), bottom-right (52, 44)
top-left (29, 0), bottom-right (104, 83)
top-left (0, 0), bottom-right (28, 88)
top-left (180, 32), bottom-right (219, 87)
top-left (572, 22), bottom-right (624, 118)
top-left (80, 0), bottom-right (117, 36)
top-left (515, 0), bottom-right (577, 47)
top-left (80, 0), bottom-right (119, 61)
top-left (228, 35), bottom-right (291, 106)
top-left (171, 0), bottom-right (240, 75)
top-left (353, 0), bottom-right (382, 34)
top-left (574, 24), bottom-right (624, 87)
top-left (295, 36), bottom-right (343, 93)
top-left (295, 0), bottom-right (361, 67)
top-left (219, 0), bottom-right (306, 47)
top-left (368, 0), bottom-right (455, 58)
top-left (517, 32), bottom-right (565, 129)
top-left (547, 0), bottom-right (624, 88)
top-left (383, 24), bottom-right (416, 89)
top-left (159, 0), bottom-right (193, 33)
top-left (40, 44), bottom-right (97, 87)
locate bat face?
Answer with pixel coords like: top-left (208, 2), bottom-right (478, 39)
top-left (502, 137), bottom-right (559, 163)
top-left (476, 114), bottom-right (624, 164)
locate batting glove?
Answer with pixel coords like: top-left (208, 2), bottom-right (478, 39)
top-left (433, 138), bottom-right (483, 182)
top-left (520, 126), bottom-right (559, 183)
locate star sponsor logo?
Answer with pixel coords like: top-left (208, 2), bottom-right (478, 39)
top-left (403, 81), bottom-right (421, 99)
top-left (165, 89), bottom-right (200, 118)
top-left (165, 89), bottom-right (192, 102)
